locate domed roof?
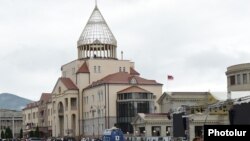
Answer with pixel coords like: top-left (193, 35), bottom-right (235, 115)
top-left (77, 6), bottom-right (117, 46)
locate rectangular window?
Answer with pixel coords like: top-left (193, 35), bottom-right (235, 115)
top-left (94, 66), bottom-right (97, 73)
top-left (243, 73), bottom-right (247, 84)
top-left (71, 98), bottom-right (77, 110)
top-left (237, 74), bottom-right (241, 84)
top-left (98, 92), bottom-right (101, 101)
top-left (98, 66), bottom-right (101, 73)
top-left (230, 75), bottom-right (235, 85)
top-left (101, 92), bottom-right (103, 101)
top-left (166, 126), bottom-right (171, 136)
top-left (152, 126), bottom-right (161, 136)
top-left (123, 67), bottom-right (126, 72)
top-left (119, 67), bottom-right (122, 72)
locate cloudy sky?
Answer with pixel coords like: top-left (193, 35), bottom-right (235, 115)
top-left (1, 0), bottom-right (250, 101)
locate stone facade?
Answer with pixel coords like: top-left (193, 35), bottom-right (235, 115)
top-left (226, 63), bottom-right (250, 92)
top-left (0, 109), bottom-right (23, 138)
top-left (132, 92), bottom-right (229, 141)
top-left (22, 93), bottom-right (52, 138)
top-left (23, 5), bottom-right (163, 140)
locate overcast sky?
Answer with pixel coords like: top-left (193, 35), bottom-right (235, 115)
top-left (1, 0), bottom-right (250, 101)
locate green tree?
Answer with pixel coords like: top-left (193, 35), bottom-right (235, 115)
top-left (29, 131), bottom-right (34, 137)
top-left (5, 127), bottom-right (13, 139)
top-left (19, 128), bottom-right (23, 138)
top-left (34, 126), bottom-right (39, 137)
top-left (1, 130), bottom-right (5, 139)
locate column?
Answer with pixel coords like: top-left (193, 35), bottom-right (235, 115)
top-left (78, 48), bottom-right (81, 59)
top-left (113, 47), bottom-right (116, 58)
top-left (111, 47), bottom-right (113, 58)
top-left (108, 46), bottom-right (110, 57)
top-left (82, 46), bottom-right (85, 58)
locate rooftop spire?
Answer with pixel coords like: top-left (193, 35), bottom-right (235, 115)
top-left (77, 4), bottom-right (117, 46)
top-left (95, 0), bottom-right (97, 8)
top-left (77, 4), bottom-right (117, 59)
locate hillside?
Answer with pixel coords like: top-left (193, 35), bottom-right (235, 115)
top-left (0, 93), bottom-right (33, 111)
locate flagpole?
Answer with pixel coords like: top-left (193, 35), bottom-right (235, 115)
top-left (167, 75), bottom-right (174, 92)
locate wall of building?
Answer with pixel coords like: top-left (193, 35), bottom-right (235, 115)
top-left (87, 59), bottom-right (133, 83)
top-left (52, 90), bottom-right (79, 137)
top-left (82, 83), bottom-right (162, 137)
top-left (0, 109), bottom-right (23, 138)
top-left (23, 106), bottom-right (39, 130)
top-left (226, 63), bottom-right (250, 91)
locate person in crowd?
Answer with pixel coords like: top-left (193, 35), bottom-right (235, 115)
top-left (192, 137), bottom-right (202, 141)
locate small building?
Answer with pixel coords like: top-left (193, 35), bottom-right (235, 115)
top-left (0, 109), bottom-right (23, 138)
top-left (226, 63), bottom-right (250, 92)
top-left (132, 113), bottom-right (171, 137)
top-left (132, 92), bottom-right (229, 141)
top-left (22, 93), bottom-right (52, 138)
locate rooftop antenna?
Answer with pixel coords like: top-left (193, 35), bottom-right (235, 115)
top-left (95, 0), bottom-right (98, 8)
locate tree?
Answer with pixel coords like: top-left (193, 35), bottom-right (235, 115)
top-left (1, 130), bottom-right (5, 139)
top-left (34, 126), bottom-right (39, 137)
top-left (29, 131), bottom-right (34, 137)
top-left (19, 128), bottom-right (23, 138)
top-left (5, 127), bottom-right (13, 139)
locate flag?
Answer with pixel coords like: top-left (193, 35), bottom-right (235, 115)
top-left (167, 75), bottom-right (174, 80)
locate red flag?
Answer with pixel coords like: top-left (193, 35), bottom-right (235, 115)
top-left (167, 75), bottom-right (174, 80)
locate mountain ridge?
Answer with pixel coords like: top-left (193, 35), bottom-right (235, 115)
top-left (0, 93), bottom-right (33, 111)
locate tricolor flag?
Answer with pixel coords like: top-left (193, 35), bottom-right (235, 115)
top-left (167, 75), bottom-right (174, 80)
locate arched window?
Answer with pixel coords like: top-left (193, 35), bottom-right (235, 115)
top-left (59, 87), bottom-right (61, 94)
top-left (130, 77), bottom-right (137, 84)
